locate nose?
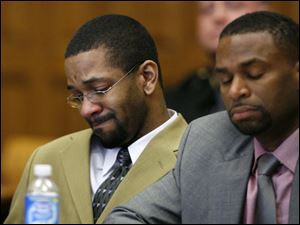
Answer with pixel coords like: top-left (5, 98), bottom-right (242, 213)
top-left (79, 97), bottom-right (103, 118)
top-left (228, 76), bottom-right (251, 101)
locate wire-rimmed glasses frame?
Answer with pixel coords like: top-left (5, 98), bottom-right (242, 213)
top-left (67, 63), bottom-right (139, 109)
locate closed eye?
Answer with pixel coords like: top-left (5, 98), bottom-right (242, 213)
top-left (221, 77), bottom-right (233, 85)
top-left (94, 86), bottom-right (112, 94)
top-left (71, 91), bottom-right (83, 98)
top-left (245, 72), bottom-right (264, 79)
top-left (215, 73), bottom-right (233, 85)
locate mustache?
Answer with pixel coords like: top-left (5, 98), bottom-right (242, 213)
top-left (88, 112), bottom-right (116, 126)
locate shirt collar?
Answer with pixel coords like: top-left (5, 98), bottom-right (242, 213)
top-left (101, 148), bottom-right (120, 176)
top-left (252, 128), bottom-right (299, 174)
top-left (92, 109), bottom-right (178, 175)
top-left (128, 109), bottom-right (178, 164)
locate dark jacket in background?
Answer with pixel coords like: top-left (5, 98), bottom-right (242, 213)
top-left (165, 67), bottom-right (224, 122)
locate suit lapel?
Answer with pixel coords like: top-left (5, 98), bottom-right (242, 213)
top-left (60, 129), bottom-right (94, 224)
top-left (97, 115), bottom-right (187, 223)
top-left (208, 143), bottom-right (253, 224)
top-left (289, 160), bottom-right (299, 224)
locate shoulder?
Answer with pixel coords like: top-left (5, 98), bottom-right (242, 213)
top-left (188, 111), bottom-right (241, 140)
top-left (31, 129), bottom-right (92, 158)
top-left (40, 129), bottom-right (92, 149)
top-left (180, 111), bottom-right (252, 160)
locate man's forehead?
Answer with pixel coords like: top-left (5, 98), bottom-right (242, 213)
top-left (216, 32), bottom-right (279, 68)
top-left (221, 31), bottom-right (273, 44)
top-left (65, 48), bottom-right (111, 74)
top-left (217, 32), bottom-right (276, 55)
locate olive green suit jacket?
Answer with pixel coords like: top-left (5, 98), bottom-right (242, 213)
top-left (4, 115), bottom-right (187, 224)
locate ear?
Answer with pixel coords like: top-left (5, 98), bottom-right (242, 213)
top-left (138, 60), bottom-right (159, 95)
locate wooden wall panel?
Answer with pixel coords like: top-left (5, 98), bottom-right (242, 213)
top-left (1, 1), bottom-right (299, 146)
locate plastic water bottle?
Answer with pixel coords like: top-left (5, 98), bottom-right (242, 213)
top-left (25, 164), bottom-right (59, 224)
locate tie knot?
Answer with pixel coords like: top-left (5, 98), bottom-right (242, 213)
top-left (257, 154), bottom-right (281, 176)
top-left (116, 148), bottom-right (132, 167)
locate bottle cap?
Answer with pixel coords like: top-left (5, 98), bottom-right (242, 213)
top-left (34, 164), bottom-right (52, 177)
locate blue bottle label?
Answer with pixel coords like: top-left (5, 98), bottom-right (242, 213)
top-left (25, 194), bottom-right (59, 224)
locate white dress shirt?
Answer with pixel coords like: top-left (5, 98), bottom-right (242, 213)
top-left (90, 109), bottom-right (178, 197)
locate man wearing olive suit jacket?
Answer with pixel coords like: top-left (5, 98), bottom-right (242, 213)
top-left (104, 12), bottom-right (299, 224)
top-left (5, 115), bottom-right (186, 224)
top-left (5, 15), bottom-right (187, 224)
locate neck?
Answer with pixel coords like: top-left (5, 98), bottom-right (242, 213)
top-left (136, 89), bottom-right (170, 141)
top-left (144, 103), bottom-right (170, 135)
top-left (255, 117), bottom-right (299, 151)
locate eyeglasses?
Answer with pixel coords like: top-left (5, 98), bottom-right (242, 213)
top-left (67, 64), bottom-right (139, 109)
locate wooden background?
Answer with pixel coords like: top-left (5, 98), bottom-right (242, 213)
top-left (1, 1), bottom-right (299, 146)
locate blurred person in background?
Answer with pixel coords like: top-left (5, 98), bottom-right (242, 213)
top-left (166, 1), bottom-right (268, 122)
top-left (4, 14), bottom-right (187, 224)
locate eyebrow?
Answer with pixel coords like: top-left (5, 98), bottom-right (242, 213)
top-left (240, 58), bottom-right (263, 68)
top-left (67, 85), bottom-right (74, 91)
top-left (214, 67), bottom-right (230, 75)
top-left (214, 58), bottom-right (265, 75)
top-left (81, 77), bottom-right (104, 85)
top-left (66, 76), bottom-right (111, 90)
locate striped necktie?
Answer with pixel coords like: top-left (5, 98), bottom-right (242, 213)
top-left (92, 147), bottom-right (132, 223)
